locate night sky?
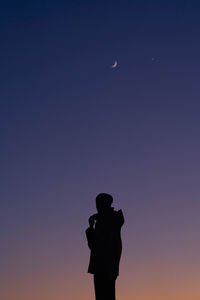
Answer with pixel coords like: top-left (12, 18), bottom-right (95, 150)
top-left (1, 1), bottom-right (200, 299)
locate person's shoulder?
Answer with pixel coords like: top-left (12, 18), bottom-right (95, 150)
top-left (115, 209), bottom-right (124, 224)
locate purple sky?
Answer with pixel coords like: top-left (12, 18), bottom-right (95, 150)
top-left (1, 1), bottom-right (200, 299)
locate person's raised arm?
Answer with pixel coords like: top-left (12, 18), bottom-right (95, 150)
top-left (85, 215), bottom-right (95, 250)
top-left (117, 209), bottom-right (125, 227)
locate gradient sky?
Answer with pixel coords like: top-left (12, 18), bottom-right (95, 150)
top-left (1, 1), bottom-right (200, 299)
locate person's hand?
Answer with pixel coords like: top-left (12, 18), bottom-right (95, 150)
top-left (88, 216), bottom-right (95, 228)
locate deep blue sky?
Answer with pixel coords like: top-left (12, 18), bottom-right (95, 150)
top-left (1, 1), bottom-right (200, 299)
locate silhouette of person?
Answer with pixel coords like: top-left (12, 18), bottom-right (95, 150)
top-left (86, 193), bottom-right (124, 300)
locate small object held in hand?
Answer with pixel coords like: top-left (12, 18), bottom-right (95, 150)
top-left (89, 216), bottom-right (95, 227)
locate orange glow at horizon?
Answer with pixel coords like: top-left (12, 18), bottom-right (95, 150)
top-left (1, 257), bottom-right (200, 300)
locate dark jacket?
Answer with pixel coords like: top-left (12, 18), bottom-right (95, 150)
top-left (86, 208), bottom-right (124, 279)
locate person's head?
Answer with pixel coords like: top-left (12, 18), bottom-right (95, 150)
top-left (96, 193), bottom-right (113, 213)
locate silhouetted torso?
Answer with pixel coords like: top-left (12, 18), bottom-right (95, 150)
top-left (86, 207), bottom-right (124, 279)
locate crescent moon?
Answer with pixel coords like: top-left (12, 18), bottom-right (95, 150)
top-left (111, 60), bottom-right (118, 68)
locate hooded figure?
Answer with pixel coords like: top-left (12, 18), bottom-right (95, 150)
top-left (86, 193), bottom-right (124, 300)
